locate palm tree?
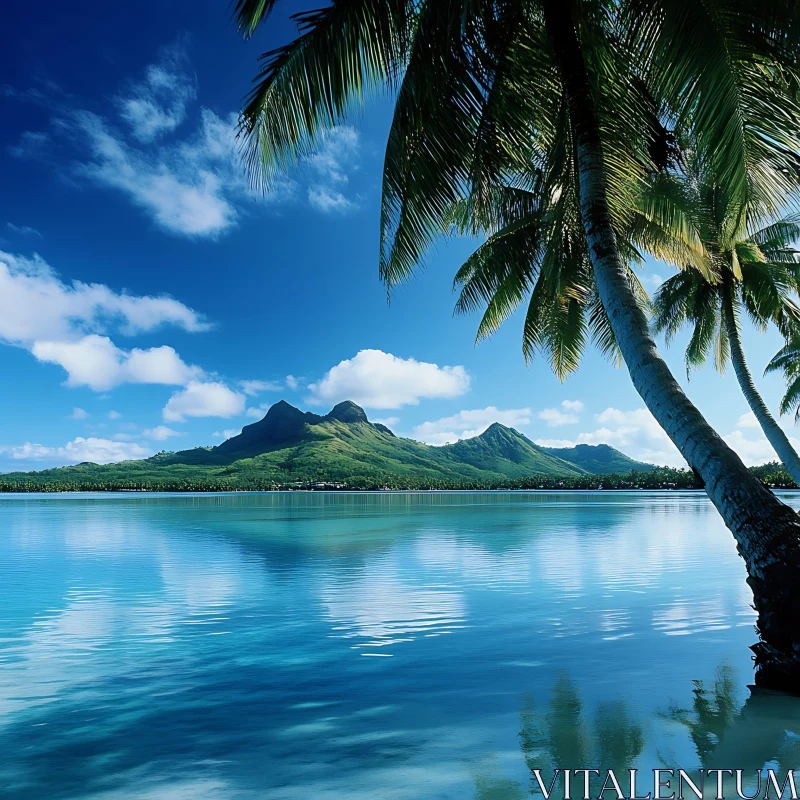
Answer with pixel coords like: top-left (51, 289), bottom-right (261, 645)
top-left (642, 162), bottom-right (800, 483)
top-left (233, 0), bottom-right (800, 690)
top-left (766, 339), bottom-right (800, 425)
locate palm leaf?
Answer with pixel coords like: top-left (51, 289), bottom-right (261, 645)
top-left (239, 0), bottom-right (409, 191)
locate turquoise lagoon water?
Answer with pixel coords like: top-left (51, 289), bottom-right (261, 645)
top-left (1, 490), bottom-right (799, 799)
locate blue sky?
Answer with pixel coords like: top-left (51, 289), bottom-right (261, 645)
top-left (0, 0), bottom-right (796, 471)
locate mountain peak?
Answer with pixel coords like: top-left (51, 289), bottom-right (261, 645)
top-left (326, 401), bottom-right (368, 424)
top-left (215, 400), bottom-right (322, 455)
top-left (266, 399), bottom-right (303, 418)
top-left (479, 422), bottom-right (524, 441)
top-left (483, 422), bottom-right (511, 434)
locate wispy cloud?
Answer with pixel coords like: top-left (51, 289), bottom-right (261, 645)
top-left (9, 48), bottom-right (362, 235)
top-left (73, 108), bottom-right (281, 238)
top-left (116, 40), bottom-right (196, 143)
top-left (239, 379), bottom-right (283, 396)
top-left (8, 130), bottom-right (50, 159)
top-left (308, 187), bottom-right (357, 214)
top-left (6, 222), bottom-right (42, 238)
top-left (305, 126), bottom-right (361, 214)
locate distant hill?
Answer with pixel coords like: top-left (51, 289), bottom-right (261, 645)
top-left (0, 400), bottom-right (656, 491)
top-left (538, 443), bottom-right (648, 475)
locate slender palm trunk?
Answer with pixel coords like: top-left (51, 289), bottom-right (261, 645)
top-left (721, 281), bottom-right (800, 485)
top-left (542, 0), bottom-right (800, 693)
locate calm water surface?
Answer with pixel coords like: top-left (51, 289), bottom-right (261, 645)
top-left (1, 491), bottom-right (799, 799)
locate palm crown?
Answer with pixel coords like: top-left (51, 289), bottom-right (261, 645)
top-left (648, 159), bottom-right (800, 375)
top-left (236, 0), bottom-right (800, 287)
top-left (235, 0), bottom-right (800, 382)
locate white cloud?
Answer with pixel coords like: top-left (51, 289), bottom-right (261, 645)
top-left (373, 416), bottom-right (400, 428)
top-left (107, 410), bottom-right (121, 420)
top-left (3, 437), bottom-right (151, 465)
top-left (285, 375), bottom-right (300, 391)
top-left (308, 188), bottom-right (356, 213)
top-left (143, 425), bottom-right (184, 442)
top-left (116, 41), bottom-right (195, 143)
top-left (240, 379), bottom-right (282, 396)
top-left (535, 438), bottom-right (579, 449)
top-left (163, 380), bottom-right (245, 422)
top-left (32, 335), bottom-right (201, 391)
top-left (212, 428), bottom-right (241, 440)
top-left (67, 45), bottom-right (296, 238)
top-left (7, 443), bottom-right (54, 460)
top-left (537, 408), bottom-right (578, 427)
top-left (722, 430), bottom-right (776, 466)
top-left (15, 54), bottom-right (358, 239)
top-left (308, 349), bottom-right (470, 409)
top-left (9, 130), bottom-right (50, 159)
top-left (305, 126), bottom-right (360, 213)
top-left (245, 404), bottom-right (269, 419)
top-left (533, 406), bottom-right (800, 468)
top-left (70, 407), bottom-right (88, 420)
top-left (537, 399), bottom-right (584, 426)
top-left (737, 411), bottom-right (759, 429)
top-left (643, 272), bottom-right (665, 291)
top-left (0, 251), bottom-right (207, 345)
top-left (722, 428), bottom-right (800, 466)
top-left (75, 109), bottom-right (258, 238)
top-left (6, 222), bottom-right (41, 238)
top-left (534, 407), bottom-right (683, 467)
top-left (412, 407), bottom-right (532, 445)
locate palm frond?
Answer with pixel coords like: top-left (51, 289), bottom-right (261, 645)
top-left (780, 377), bottom-right (800, 420)
top-left (233, 0), bottom-right (281, 37)
top-left (623, 0), bottom-right (800, 221)
top-left (380, 1), bottom-right (552, 286)
top-left (713, 308), bottom-right (731, 373)
top-left (651, 270), bottom-right (701, 343)
top-left (749, 215), bottom-right (800, 250)
top-left (239, 0), bottom-right (409, 191)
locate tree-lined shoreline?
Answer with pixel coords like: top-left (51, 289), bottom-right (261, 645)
top-left (0, 462), bottom-right (793, 493)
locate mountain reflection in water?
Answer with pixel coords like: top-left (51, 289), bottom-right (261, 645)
top-left (1, 491), bottom-right (799, 798)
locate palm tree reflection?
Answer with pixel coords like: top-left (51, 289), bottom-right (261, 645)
top-left (476, 666), bottom-right (800, 799)
top-left (666, 664), bottom-right (800, 775)
top-left (518, 673), bottom-right (644, 797)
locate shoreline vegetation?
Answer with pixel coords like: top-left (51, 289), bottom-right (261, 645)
top-left (0, 462), bottom-right (793, 493)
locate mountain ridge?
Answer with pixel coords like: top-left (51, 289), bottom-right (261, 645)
top-left (0, 400), bottom-right (655, 489)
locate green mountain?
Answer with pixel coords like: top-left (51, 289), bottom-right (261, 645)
top-left (0, 400), bottom-right (655, 491)
top-left (538, 443), bottom-right (648, 475)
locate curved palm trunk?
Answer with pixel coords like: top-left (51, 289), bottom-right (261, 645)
top-left (721, 283), bottom-right (800, 485)
top-left (542, 0), bottom-right (800, 693)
